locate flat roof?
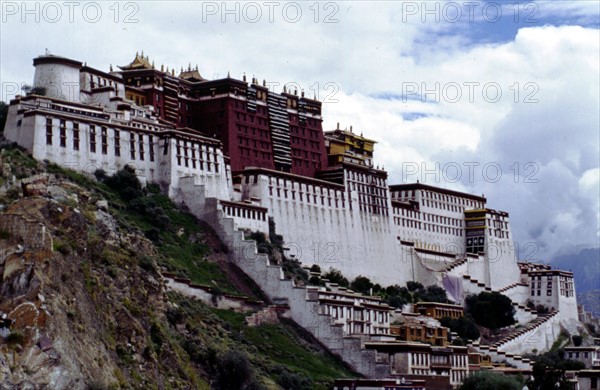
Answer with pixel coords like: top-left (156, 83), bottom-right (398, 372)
top-left (390, 182), bottom-right (486, 202)
top-left (237, 167), bottom-right (346, 191)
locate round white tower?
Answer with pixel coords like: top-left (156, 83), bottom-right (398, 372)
top-left (33, 54), bottom-right (82, 102)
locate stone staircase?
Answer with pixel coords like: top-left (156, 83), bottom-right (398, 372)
top-left (491, 310), bottom-right (559, 351)
top-left (460, 274), bottom-right (536, 323)
top-left (444, 257), bottom-right (468, 273)
top-left (469, 309), bottom-right (559, 369)
top-left (176, 187), bottom-right (390, 377)
top-left (497, 282), bottom-right (528, 294)
top-left (469, 342), bottom-right (533, 369)
top-left (461, 274), bottom-right (492, 292)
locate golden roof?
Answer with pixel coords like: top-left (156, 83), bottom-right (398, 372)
top-left (119, 52), bottom-right (153, 70)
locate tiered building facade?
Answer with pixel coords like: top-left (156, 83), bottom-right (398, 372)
top-left (3, 53), bottom-right (585, 385)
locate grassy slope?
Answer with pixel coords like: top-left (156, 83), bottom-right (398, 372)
top-left (0, 144), bottom-right (355, 388)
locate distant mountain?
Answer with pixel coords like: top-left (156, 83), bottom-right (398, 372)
top-left (551, 248), bottom-right (600, 294)
top-left (578, 290), bottom-right (600, 319)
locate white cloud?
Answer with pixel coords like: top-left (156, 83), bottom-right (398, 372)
top-left (0, 2), bottom-right (598, 260)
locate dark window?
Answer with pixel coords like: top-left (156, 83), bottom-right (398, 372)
top-left (59, 120), bottom-right (66, 147)
top-left (73, 122), bottom-right (79, 150)
top-left (46, 118), bottom-right (53, 145)
top-left (139, 134), bottom-right (144, 161)
top-left (101, 127), bottom-right (108, 154)
top-left (149, 135), bottom-right (155, 162)
top-left (129, 133), bottom-right (135, 160)
top-left (114, 130), bottom-right (121, 157)
top-left (90, 125), bottom-right (96, 153)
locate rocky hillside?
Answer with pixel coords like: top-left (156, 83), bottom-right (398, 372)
top-left (0, 145), bottom-right (354, 389)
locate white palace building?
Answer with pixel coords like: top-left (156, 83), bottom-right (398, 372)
top-left (2, 53), bottom-right (583, 379)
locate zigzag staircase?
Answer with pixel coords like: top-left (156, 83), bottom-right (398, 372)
top-left (180, 195), bottom-right (390, 378)
top-left (468, 310), bottom-right (559, 370)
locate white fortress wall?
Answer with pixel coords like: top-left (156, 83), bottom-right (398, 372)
top-left (33, 59), bottom-right (81, 103)
top-left (465, 254), bottom-right (489, 286)
top-left (164, 136), bottom-right (232, 199)
top-left (3, 105), bottom-right (38, 151)
top-left (485, 212), bottom-right (521, 290)
top-left (239, 171), bottom-right (411, 286)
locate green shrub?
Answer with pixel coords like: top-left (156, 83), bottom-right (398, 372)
top-left (214, 350), bottom-right (254, 390)
top-left (407, 281), bottom-right (424, 292)
top-left (441, 315), bottom-right (480, 341)
top-left (387, 295), bottom-right (408, 308)
top-left (459, 370), bottom-right (523, 389)
top-left (530, 349), bottom-right (585, 389)
top-left (415, 285), bottom-right (450, 303)
top-left (139, 256), bottom-right (157, 273)
top-left (350, 275), bottom-right (374, 294)
top-left (275, 367), bottom-right (313, 390)
top-left (323, 268), bottom-right (349, 287)
top-left (466, 292), bottom-right (515, 329)
top-left (102, 165), bottom-right (143, 201)
top-left (53, 238), bottom-right (71, 255)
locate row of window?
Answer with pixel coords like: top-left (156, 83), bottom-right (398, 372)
top-left (268, 186), bottom-right (346, 208)
top-left (322, 304), bottom-right (390, 324)
top-left (394, 208), bottom-right (419, 219)
top-left (531, 289), bottom-right (553, 297)
top-left (239, 137), bottom-right (271, 151)
top-left (346, 170), bottom-right (387, 187)
top-left (175, 141), bottom-right (220, 173)
top-left (423, 198), bottom-right (476, 212)
top-left (268, 177), bottom-right (344, 199)
top-left (45, 119), bottom-right (157, 162)
top-left (290, 136), bottom-right (322, 150)
top-left (422, 190), bottom-right (481, 207)
top-left (291, 158), bottom-right (321, 169)
top-left (237, 124), bottom-right (271, 140)
top-left (222, 205), bottom-right (266, 221)
top-left (290, 125), bottom-right (321, 140)
top-left (235, 111), bottom-right (268, 126)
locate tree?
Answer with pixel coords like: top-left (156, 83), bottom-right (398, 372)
top-left (572, 335), bottom-right (582, 346)
top-left (350, 275), bottom-right (374, 294)
top-left (529, 349), bottom-right (585, 389)
top-left (441, 315), bottom-right (480, 341)
top-left (102, 165), bottom-right (143, 201)
top-left (466, 292), bottom-right (516, 329)
top-left (323, 268), bottom-right (349, 287)
top-left (417, 285), bottom-right (451, 303)
top-left (459, 371), bottom-right (523, 390)
top-left (407, 281), bottom-right (424, 292)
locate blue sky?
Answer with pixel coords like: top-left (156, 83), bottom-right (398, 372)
top-left (1, 1), bottom-right (599, 263)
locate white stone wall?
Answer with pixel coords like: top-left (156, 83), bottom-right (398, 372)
top-left (240, 173), bottom-right (411, 286)
top-left (485, 234), bottom-right (521, 291)
top-left (164, 137), bottom-right (231, 199)
top-left (496, 313), bottom-right (561, 355)
top-left (34, 62), bottom-right (81, 103)
top-left (220, 201), bottom-right (269, 233)
top-left (3, 105), bottom-right (37, 151)
top-left (527, 272), bottom-right (579, 332)
top-left (390, 187), bottom-right (484, 255)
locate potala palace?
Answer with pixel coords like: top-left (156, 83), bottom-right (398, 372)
top-left (3, 53), bottom-right (595, 388)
